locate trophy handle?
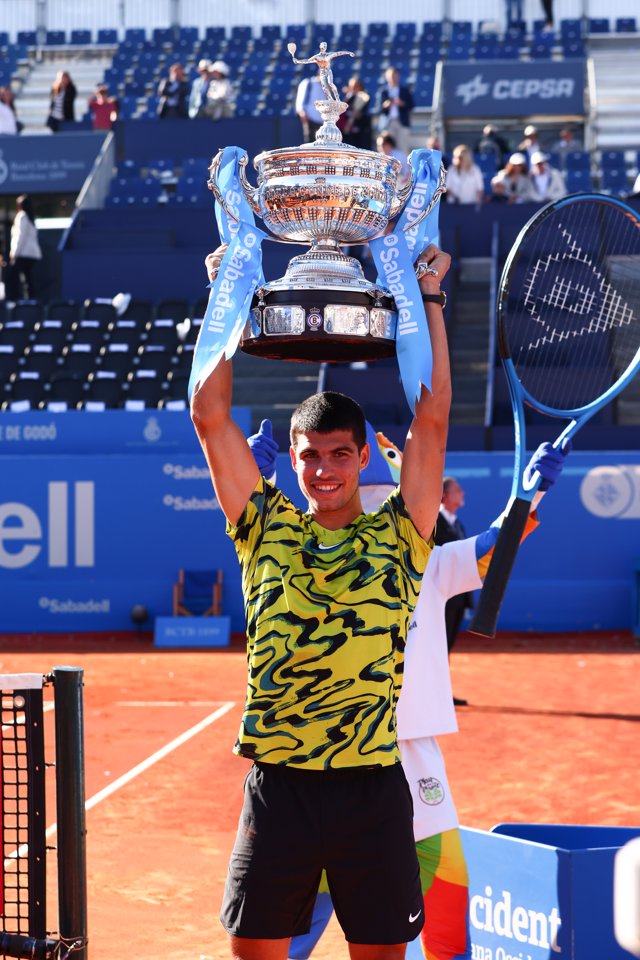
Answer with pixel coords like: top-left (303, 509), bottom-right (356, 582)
top-left (389, 163), bottom-right (448, 234)
top-left (208, 150), bottom-right (261, 219)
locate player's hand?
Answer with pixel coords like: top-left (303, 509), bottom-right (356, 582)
top-left (415, 244), bottom-right (451, 291)
top-left (205, 243), bottom-right (228, 282)
top-left (524, 438), bottom-right (572, 492)
top-left (247, 419), bottom-right (279, 480)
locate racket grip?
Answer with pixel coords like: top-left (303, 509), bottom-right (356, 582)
top-left (467, 496), bottom-right (532, 639)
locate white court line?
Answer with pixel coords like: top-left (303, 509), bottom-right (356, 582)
top-left (116, 701), bottom-right (222, 707)
top-left (4, 700), bottom-right (235, 865)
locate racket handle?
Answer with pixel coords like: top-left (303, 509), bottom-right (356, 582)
top-left (467, 496), bottom-right (532, 639)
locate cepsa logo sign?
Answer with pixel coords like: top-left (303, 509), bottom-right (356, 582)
top-left (0, 482), bottom-right (94, 569)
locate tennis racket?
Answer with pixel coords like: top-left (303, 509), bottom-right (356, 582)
top-left (468, 193), bottom-right (640, 639)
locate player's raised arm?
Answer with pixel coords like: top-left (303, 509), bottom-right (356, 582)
top-left (190, 245), bottom-right (260, 525)
top-left (400, 244), bottom-right (452, 541)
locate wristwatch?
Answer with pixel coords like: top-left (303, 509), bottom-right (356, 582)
top-left (422, 291), bottom-right (447, 308)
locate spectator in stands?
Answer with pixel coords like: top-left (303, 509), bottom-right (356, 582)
top-left (376, 131), bottom-right (410, 187)
top-left (47, 70), bottom-right (76, 132)
top-left (488, 174), bottom-right (510, 203)
top-left (157, 63), bottom-right (189, 119)
top-left (541, 0), bottom-right (554, 29)
top-left (3, 194), bottom-right (42, 302)
top-left (340, 77), bottom-right (371, 149)
top-left (0, 87), bottom-right (18, 135)
top-left (518, 124), bottom-right (541, 166)
top-left (0, 86), bottom-right (22, 133)
top-left (188, 59), bottom-right (212, 118)
top-left (529, 150), bottom-right (566, 202)
top-left (445, 145), bottom-right (484, 206)
top-left (550, 126), bottom-right (582, 167)
top-left (474, 124), bottom-right (510, 169)
top-left (295, 67), bottom-right (326, 141)
top-left (202, 61), bottom-right (235, 120)
top-left (88, 84), bottom-right (119, 131)
top-left (493, 153), bottom-right (537, 203)
top-left (377, 66), bottom-right (414, 155)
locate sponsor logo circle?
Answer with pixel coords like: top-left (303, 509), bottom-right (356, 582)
top-left (307, 311), bottom-right (322, 330)
top-left (580, 467), bottom-right (635, 518)
top-left (418, 776), bottom-right (445, 806)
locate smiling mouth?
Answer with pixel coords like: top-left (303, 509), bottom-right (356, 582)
top-left (313, 482), bottom-right (340, 493)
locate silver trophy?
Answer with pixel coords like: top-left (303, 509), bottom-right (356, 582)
top-left (209, 42), bottom-right (446, 362)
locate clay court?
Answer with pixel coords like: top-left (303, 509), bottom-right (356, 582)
top-left (0, 629), bottom-right (637, 959)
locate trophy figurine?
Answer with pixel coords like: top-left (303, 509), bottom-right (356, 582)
top-left (208, 43), bottom-right (446, 363)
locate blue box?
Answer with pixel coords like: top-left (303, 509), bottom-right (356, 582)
top-left (154, 615), bottom-right (231, 648)
top-left (461, 823), bottom-right (640, 959)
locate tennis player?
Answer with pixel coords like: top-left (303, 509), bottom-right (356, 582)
top-left (191, 243), bottom-right (452, 959)
top-left (248, 423), bottom-right (570, 960)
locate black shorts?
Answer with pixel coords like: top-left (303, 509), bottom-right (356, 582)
top-left (220, 760), bottom-right (424, 944)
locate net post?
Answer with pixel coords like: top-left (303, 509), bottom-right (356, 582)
top-left (24, 686), bottom-right (47, 939)
top-left (52, 667), bottom-right (88, 960)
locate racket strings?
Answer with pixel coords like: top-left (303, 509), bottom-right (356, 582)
top-left (504, 199), bottom-right (640, 413)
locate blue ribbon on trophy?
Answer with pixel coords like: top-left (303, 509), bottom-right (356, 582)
top-left (369, 149), bottom-right (443, 412)
top-left (188, 146), bottom-right (267, 399)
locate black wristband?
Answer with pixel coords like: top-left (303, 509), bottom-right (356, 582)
top-left (422, 291), bottom-right (447, 308)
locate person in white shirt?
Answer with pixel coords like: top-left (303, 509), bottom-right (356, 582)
top-left (529, 150), bottom-right (566, 202)
top-left (248, 421), bottom-right (570, 960)
top-left (4, 194), bottom-right (42, 301)
top-left (0, 97), bottom-right (17, 135)
top-left (295, 71), bottom-right (326, 142)
top-left (445, 145), bottom-right (485, 205)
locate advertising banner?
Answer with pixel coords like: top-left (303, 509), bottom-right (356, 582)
top-left (443, 61), bottom-right (585, 117)
top-left (0, 448), bottom-right (637, 634)
top-left (0, 132), bottom-right (106, 195)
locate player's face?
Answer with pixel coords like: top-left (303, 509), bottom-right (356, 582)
top-left (290, 430), bottom-right (370, 527)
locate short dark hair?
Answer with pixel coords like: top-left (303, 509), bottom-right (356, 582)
top-left (442, 476), bottom-right (458, 494)
top-left (290, 392), bottom-right (366, 450)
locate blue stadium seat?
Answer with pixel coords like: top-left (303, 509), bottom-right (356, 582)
top-left (117, 95), bottom-right (139, 119)
top-left (565, 150), bottom-right (590, 170)
top-left (310, 23), bottom-right (335, 42)
top-left (261, 25), bottom-right (281, 41)
top-left (451, 20), bottom-right (472, 40)
top-left (367, 22), bottom-right (389, 37)
top-left (395, 22), bottom-right (417, 41)
top-left (70, 29), bottom-right (92, 44)
top-left (204, 25), bottom-right (225, 44)
top-left (413, 76), bottom-right (435, 107)
top-left (600, 167), bottom-right (628, 194)
top-left (475, 41), bottom-right (501, 59)
top-left (117, 159), bottom-right (143, 179)
top-left (615, 17), bottom-right (636, 32)
top-left (530, 40), bottom-right (554, 58)
top-left (17, 30), bottom-right (37, 46)
top-left (182, 157), bottom-right (212, 179)
top-left (448, 42), bottom-right (472, 60)
top-left (178, 26), bottom-right (199, 42)
top-left (560, 18), bottom-right (582, 38)
top-left (0, 31), bottom-right (9, 45)
top-left (422, 21), bottom-right (443, 41)
top-left (601, 150), bottom-right (625, 170)
top-left (231, 25), bottom-right (252, 41)
top-left (562, 40), bottom-right (585, 57)
top-left (152, 27), bottom-right (174, 44)
top-left (284, 24), bottom-right (306, 43)
top-left (46, 30), bottom-right (66, 45)
top-left (97, 28), bottom-right (118, 44)
top-left (125, 28), bottom-right (146, 42)
top-left (339, 22), bottom-right (361, 41)
top-left (566, 168), bottom-right (592, 192)
top-left (499, 42), bottom-right (521, 58)
top-left (589, 18), bottom-right (609, 33)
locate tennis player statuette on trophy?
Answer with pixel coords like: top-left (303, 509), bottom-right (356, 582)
top-left (208, 42), bottom-right (446, 362)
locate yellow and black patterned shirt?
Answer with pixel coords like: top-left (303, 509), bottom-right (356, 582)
top-left (227, 477), bottom-right (432, 770)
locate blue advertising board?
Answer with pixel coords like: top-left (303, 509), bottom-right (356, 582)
top-left (443, 61), bottom-right (585, 117)
top-left (0, 432), bottom-right (637, 633)
top-left (461, 824), bottom-right (640, 959)
top-left (0, 132), bottom-right (106, 195)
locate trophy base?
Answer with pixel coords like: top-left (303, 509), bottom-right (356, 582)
top-left (242, 287), bottom-right (398, 363)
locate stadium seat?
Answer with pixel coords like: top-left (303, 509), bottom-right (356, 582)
top-left (589, 18), bottom-right (610, 33)
top-left (562, 40), bottom-right (585, 57)
top-left (261, 25), bottom-right (281, 41)
top-left (84, 370), bottom-right (124, 407)
top-left (0, 320), bottom-right (30, 351)
top-left (70, 29), bottom-right (92, 44)
top-left (60, 343), bottom-right (100, 378)
top-left (164, 369), bottom-right (189, 401)
top-left (125, 369), bottom-right (164, 406)
top-left (0, 345), bottom-right (21, 382)
top-left (46, 30), bottom-right (66, 45)
top-left (105, 319), bottom-right (144, 348)
top-left (173, 568), bottom-right (223, 617)
top-left (560, 18), bottom-right (582, 39)
top-left (566, 168), bottom-right (592, 192)
top-left (124, 28), bottom-right (146, 42)
top-left (615, 17), bottom-right (636, 32)
top-left (0, 31), bottom-right (9, 45)
top-left (32, 319), bottom-right (69, 351)
top-left (2, 374), bottom-right (47, 411)
top-left (154, 301), bottom-right (190, 324)
top-left (17, 31), bottom-right (37, 46)
top-left (9, 300), bottom-right (44, 324)
top-left (48, 372), bottom-right (86, 408)
top-left (136, 344), bottom-right (173, 374)
top-left (600, 167), bottom-right (628, 194)
top-left (97, 28), bottom-right (118, 44)
top-left (565, 150), bottom-right (590, 170)
top-left (47, 298), bottom-right (82, 324)
top-left (21, 344), bottom-right (59, 378)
